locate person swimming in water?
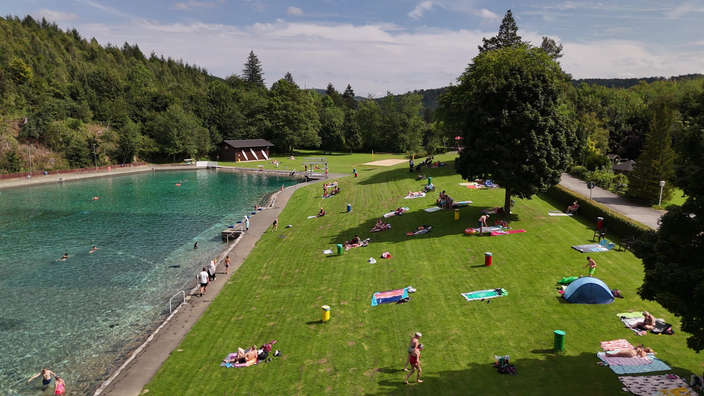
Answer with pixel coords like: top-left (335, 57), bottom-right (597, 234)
top-left (27, 367), bottom-right (56, 390)
top-left (55, 253), bottom-right (70, 262)
top-left (193, 242), bottom-right (198, 250)
top-left (89, 246), bottom-right (99, 253)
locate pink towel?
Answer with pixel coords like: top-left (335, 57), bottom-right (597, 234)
top-left (598, 352), bottom-right (652, 366)
top-left (601, 339), bottom-right (634, 351)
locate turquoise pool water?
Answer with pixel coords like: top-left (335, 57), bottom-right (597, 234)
top-left (0, 170), bottom-right (296, 395)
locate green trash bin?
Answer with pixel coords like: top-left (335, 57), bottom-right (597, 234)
top-left (553, 330), bottom-right (565, 351)
top-left (336, 244), bottom-right (344, 255)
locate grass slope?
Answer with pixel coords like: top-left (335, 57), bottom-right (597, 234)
top-left (145, 154), bottom-right (702, 395)
top-left (219, 150), bottom-right (408, 175)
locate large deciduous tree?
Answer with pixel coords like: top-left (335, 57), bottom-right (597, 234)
top-left (318, 95), bottom-right (345, 154)
top-left (635, 126), bottom-right (704, 352)
top-left (438, 45), bottom-right (576, 213)
top-left (627, 104), bottom-right (676, 205)
top-left (478, 10), bottom-right (524, 53)
top-left (242, 50), bottom-right (265, 88)
top-left (266, 79), bottom-right (321, 154)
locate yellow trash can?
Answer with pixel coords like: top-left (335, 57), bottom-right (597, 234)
top-left (454, 209), bottom-right (460, 220)
top-left (321, 305), bottom-right (331, 322)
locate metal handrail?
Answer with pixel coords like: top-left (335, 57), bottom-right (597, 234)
top-left (169, 290), bottom-right (186, 313)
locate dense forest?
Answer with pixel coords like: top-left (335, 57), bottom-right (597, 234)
top-left (0, 15), bottom-right (431, 173)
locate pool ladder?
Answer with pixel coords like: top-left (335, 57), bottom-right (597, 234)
top-left (169, 290), bottom-right (186, 313)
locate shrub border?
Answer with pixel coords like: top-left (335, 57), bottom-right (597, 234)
top-left (546, 184), bottom-right (653, 238)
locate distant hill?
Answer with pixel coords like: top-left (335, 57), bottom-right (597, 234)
top-left (572, 74), bottom-right (704, 89)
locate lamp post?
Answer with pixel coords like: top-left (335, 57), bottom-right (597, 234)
top-left (93, 143), bottom-right (98, 170)
top-left (658, 180), bottom-right (666, 207)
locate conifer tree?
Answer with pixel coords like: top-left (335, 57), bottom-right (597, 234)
top-left (242, 50), bottom-right (265, 87)
top-left (540, 36), bottom-right (564, 61)
top-left (283, 71), bottom-right (296, 86)
top-left (341, 84), bottom-right (358, 110)
top-left (478, 10), bottom-right (524, 53)
top-left (628, 104), bottom-right (676, 205)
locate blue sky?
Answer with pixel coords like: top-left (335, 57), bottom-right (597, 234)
top-left (4, 0), bottom-right (704, 96)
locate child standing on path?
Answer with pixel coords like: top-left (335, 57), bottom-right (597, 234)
top-left (583, 256), bottom-right (597, 277)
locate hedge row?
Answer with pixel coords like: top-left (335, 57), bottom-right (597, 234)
top-left (546, 184), bottom-right (653, 239)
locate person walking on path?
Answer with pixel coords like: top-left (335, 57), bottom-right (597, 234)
top-left (207, 260), bottom-right (217, 282)
top-left (403, 332), bottom-right (422, 371)
top-left (225, 256), bottom-right (231, 275)
top-left (27, 367), bottom-right (56, 390)
top-left (583, 256), bottom-right (597, 277)
top-left (405, 344), bottom-right (424, 384)
top-left (272, 217), bottom-right (279, 232)
top-left (478, 214), bottom-right (489, 235)
top-left (197, 267), bottom-right (209, 297)
top-left (244, 216), bottom-right (250, 231)
top-left (53, 375), bottom-right (66, 395)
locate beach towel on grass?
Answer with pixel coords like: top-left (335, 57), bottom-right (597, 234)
top-left (424, 206), bottom-right (443, 212)
top-left (465, 226), bottom-right (504, 235)
top-left (383, 207), bottom-right (409, 218)
top-left (461, 288), bottom-right (508, 302)
top-left (307, 216), bottom-right (317, 219)
top-left (600, 354), bottom-right (670, 374)
top-left (453, 201), bottom-right (472, 207)
top-left (597, 352), bottom-right (651, 366)
top-left (619, 375), bottom-right (697, 396)
top-left (371, 287), bottom-right (409, 306)
top-left (404, 193), bottom-right (426, 199)
top-left (322, 249), bottom-right (334, 255)
top-left (221, 353), bottom-right (258, 368)
top-left (617, 312), bottom-right (646, 319)
top-left (548, 211), bottom-right (573, 216)
top-left (600, 339), bottom-right (634, 351)
top-left (489, 229), bottom-right (526, 236)
top-left (572, 240), bottom-right (616, 253)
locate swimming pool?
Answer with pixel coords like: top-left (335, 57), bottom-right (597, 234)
top-left (0, 169), bottom-right (296, 395)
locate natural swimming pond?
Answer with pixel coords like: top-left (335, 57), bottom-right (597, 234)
top-left (0, 169), bottom-right (296, 396)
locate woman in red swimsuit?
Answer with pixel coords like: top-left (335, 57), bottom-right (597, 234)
top-left (405, 344), bottom-right (424, 384)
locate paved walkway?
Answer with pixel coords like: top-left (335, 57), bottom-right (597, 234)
top-left (559, 173), bottom-right (666, 230)
top-left (99, 173), bottom-right (347, 396)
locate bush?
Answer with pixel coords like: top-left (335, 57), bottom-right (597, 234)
top-left (569, 165), bottom-right (588, 179)
top-left (546, 184), bottom-right (653, 238)
top-left (585, 152), bottom-right (610, 171)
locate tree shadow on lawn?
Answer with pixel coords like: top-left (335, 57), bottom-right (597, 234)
top-left (359, 160), bottom-right (458, 186)
top-left (364, 352), bottom-right (696, 396)
top-left (327, 205), bottom-right (523, 246)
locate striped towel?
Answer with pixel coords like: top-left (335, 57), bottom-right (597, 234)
top-left (597, 352), bottom-right (651, 366)
top-left (600, 339), bottom-right (634, 351)
top-left (602, 354), bottom-right (670, 374)
top-left (619, 375), bottom-right (697, 396)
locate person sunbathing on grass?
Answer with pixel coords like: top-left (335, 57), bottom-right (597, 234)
top-left (606, 345), bottom-right (655, 358)
top-left (566, 201), bottom-right (579, 214)
top-left (317, 207), bottom-right (327, 217)
top-left (631, 311), bottom-right (656, 331)
top-left (407, 191), bottom-right (423, 198)
top-left (371, 219), bottom-right (390, 232)
top-left (228, 345), bottom-right (259, 364)
top-left (344, 235), bottom-right (362, 247)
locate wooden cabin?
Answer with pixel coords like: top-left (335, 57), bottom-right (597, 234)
top-left (219, 139), bottom-right (274, 162)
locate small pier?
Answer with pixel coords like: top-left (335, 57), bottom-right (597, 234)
top-left (222, 227), bottom-right (245, 242)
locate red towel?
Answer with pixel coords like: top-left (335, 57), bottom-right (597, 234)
top-left (601, 339), bottom-right (634, 351)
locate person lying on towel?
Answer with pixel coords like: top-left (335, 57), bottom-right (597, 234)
top-left (344, 235), bottom-right (362, 247)
top-left (227, 345), bottom-right (259, 364)
top-left (407, 191), bottom-right (424, 198)
top-left (370, 219), bottom-right (390, 232)
top-left (394, 207), bottom-right (407, 216)
top-left (606, 345), bottom-right (655, 358)
top-left (317, 207), bottom-right (327, 217)
top-left (630, 311), bottom-right (656, 331)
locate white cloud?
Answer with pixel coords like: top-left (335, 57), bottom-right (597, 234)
top-left (286, 6), bottom-right (304, 16)
top-left (34, 9), bottom-right (80, 22)
top-left (474, 8), bottom-right (500, 23)
top-left (409, 1), bottom-right (433, 20)
top-left (174, 3), bottom-right (189, 10)
top-left (73, 19), bottom-right (704, 95)
top-left (664, 2), bottom-right (704, 18)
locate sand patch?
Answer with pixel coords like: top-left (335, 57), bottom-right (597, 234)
top-left (362, 159), bottom-right (408, 166)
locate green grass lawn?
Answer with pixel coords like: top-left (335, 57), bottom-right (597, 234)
top-left (654, 188), bottom-right (687, 209)
top-left (219, 149), bottom-right (412, 175)
top-left (145, 154), bottom-right (703, 395)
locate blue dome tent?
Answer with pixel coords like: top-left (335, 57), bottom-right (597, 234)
top-left (564, 277), bottom-right (614, 304)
